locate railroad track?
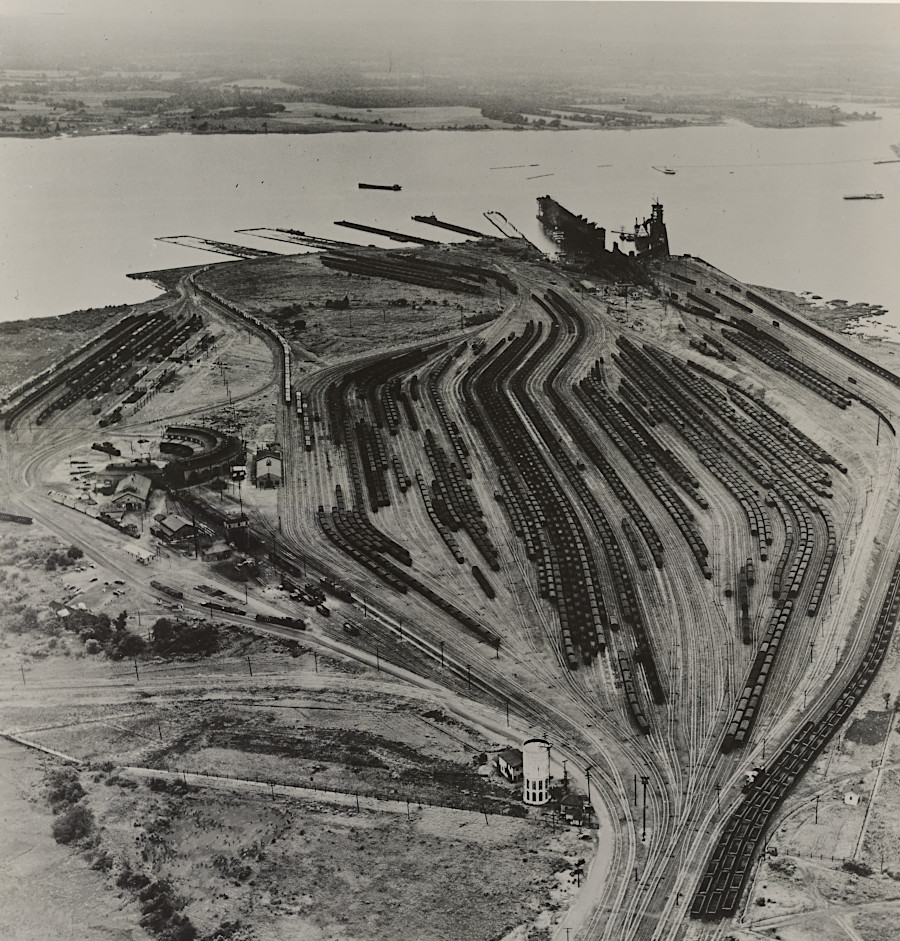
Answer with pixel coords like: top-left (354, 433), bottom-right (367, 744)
top-left (6, 250), bottom-right (900, 941)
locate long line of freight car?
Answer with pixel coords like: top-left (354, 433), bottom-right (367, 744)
top-left (723, 329), bottom-right (852, 409)
top-left (462, 321), bottom-right (608, 670)
top-left (319, 248), bottom-right (518, 297)
top-left (676, 262), bottom-right (900, 402)
top-left (532, 294), bottom-right (669, 568)
top-left (315, 504), bottom-right (501, 648)
top-left (610, 332), bottom-right (842, 748)
top-left (692, 547), bottom-right (900, 919)
top-left (320, 252), bottom-right (483, 294)
top-left (189, 273), bottom-right (293, 406)
top-left (0, 510), bottom-right (33, 525)
top-left (1, 310), bottom-right (193, 429)
top-left (532, 290), bottom-right (668, 709)
top-left (744, 288), bottom-right (900, 392)
top-left (38, 312), bottom-right (202, 427)
top-left (0, 307), bottom-right (159, 417)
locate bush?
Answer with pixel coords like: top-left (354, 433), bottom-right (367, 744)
top-left (163, 915), bottom-right (197, 941)
top-left (46, 768), bottom-right (85, 808)
top-left (11, 607), bottom-right (39, 634)
top-left (842, 859), bottom-right (874, 877)
top-left (150, 618), bottom-right (218, 657)
top-left (51, 804), bottom-right (94, 844)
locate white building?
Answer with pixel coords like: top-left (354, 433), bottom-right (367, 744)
top-left (497, 748), bottom-right (523, 782)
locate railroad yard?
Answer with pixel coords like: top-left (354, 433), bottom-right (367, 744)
top-left (2, 219), bottom-right (900, 941)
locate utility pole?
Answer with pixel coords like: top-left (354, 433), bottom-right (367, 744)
top-left (715, 782), bottom-right (721, 812)
top-left (815, 794), bottom-right (819, 824)
top-left (641, 775), bottom-right (650, 841)
top-left (586, 767), bottom-right (591, 803)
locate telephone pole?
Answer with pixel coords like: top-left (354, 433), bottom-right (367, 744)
top-left (641, 775), bottom-right (650, 841)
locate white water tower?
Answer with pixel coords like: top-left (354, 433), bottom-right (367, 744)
top-left (522, 738), bottom-right (552, 805)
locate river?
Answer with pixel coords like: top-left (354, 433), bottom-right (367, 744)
top-left (2, 110), bottom-right (899, 328)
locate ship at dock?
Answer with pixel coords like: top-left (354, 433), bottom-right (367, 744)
top-left (359, 183), bottom-right (401, 191)
top-left (843, 193), bottom-right (884, 200)
top-left (536, 195), bottom-right (669, 276)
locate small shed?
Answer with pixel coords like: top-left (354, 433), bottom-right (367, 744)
top-left (560, 793), bottom-right (591, 826)
top-left (497, 748), bottom-right (523, 782)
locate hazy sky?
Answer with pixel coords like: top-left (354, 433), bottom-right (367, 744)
top-left (1, 0), bottom-right (898, 85)
top-left (2, 1), bottom-right (898, 49)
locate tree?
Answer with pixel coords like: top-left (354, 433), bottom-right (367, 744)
top-left (108, 630), bottom-right (146, 660)
top-left (66, 545), bottom-right (84, 560)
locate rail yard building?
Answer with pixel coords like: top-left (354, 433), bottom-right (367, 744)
top-left (110, 472), bottom-right (152, 511)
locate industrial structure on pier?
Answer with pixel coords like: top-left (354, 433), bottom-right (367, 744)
top-left (536, 195), bottom-right (669, 274)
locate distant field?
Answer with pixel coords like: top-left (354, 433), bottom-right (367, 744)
top-left (278, 101), bottom-right (506, 129)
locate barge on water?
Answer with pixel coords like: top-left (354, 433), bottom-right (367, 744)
top-left (843, 193), bottom-right (884, 200)
top-left (359, 183), bottom-right (401, 191)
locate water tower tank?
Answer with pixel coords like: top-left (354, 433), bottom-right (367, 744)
top-left (522, 738), bottom-right (551, 805)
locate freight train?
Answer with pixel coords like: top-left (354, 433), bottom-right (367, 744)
top-left (189, 275), bottom-right (292, 405)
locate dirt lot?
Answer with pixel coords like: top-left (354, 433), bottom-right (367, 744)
top-left (90, 768), bottom-right (587, 941)
top-left (0, 740), bottom-right (153, 941)
top-left (196, 253), bottom-right (504, 363)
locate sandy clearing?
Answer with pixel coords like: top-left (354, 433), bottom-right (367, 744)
top-left (0, 739), bottom-right (151, 941)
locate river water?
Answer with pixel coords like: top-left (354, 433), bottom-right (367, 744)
top-left (2, 109), bottom-right (899, 326)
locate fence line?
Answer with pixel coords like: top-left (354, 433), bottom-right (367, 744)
top-left (121, 763), bottom-right (529, 820)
